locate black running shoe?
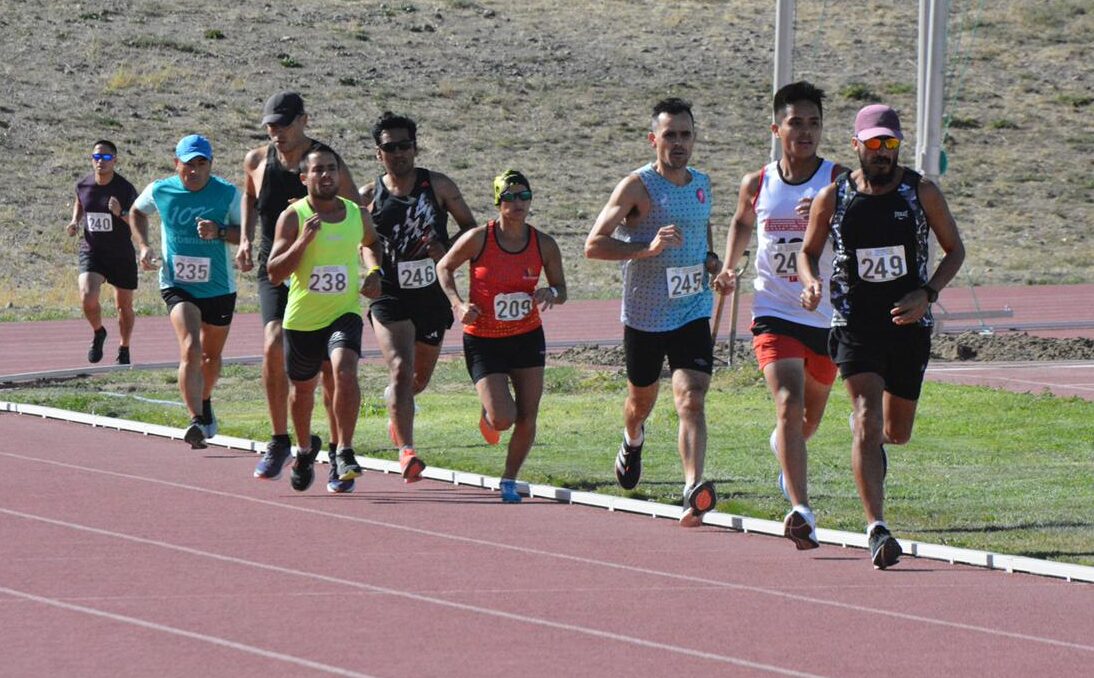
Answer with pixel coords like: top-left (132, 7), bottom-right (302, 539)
top-left (868, 525), bottom-right (903, 570)
top-left (116, 346), bottom-right (130, 365)
top-left (680, 480), bottom-right (717, 527)
top-left (615, 428), bottom-right (643, 490)
top-left (88, 327), bottom-right (107, 363)
top-left (784, 508), bottom-right (820, 550)
top-left (327, 442), bottom-right (355, 493)
top-left (335, 448), bottom-right (363, 481)
top-left (183, 417), bottom-right (207, 449)
top-left (290, 435), bottom-right (321, 492)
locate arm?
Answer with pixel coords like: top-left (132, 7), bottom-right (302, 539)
top-left (424, 172), bottom-right (476, 261)
top-left (66, 191), bottom-right (83, 236)
top-left (534, 232), bottom-right (568, 311)
top-left (890, 178), bottom-right (966, 325)
top-left (266, 208), bottom-right (309, 286)
top-left (130, 207), bottom-right (157, 271)
top-left (713, 171), bottom-right (759, 294)
top-left (436, 226), bottom-right (487, 325)
top-left (196, 187), bottom-right (243, 245)
top-left (796, 183), bottom-right (837, 311)
top-left (237, 147), bottom-right (263, 272)
top-left (358, 208), bottom-right (383, 299)
top-left (584, 175), bottom-right (680, 261)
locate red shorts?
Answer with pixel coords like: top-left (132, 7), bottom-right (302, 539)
top-left (752, 332), bottom-right (837, 385)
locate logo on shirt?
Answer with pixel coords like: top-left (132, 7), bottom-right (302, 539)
top-left (696, 188), bottom-right (706, 204)
top-left (522, 268), bottom-right (538, 280)
top-left (894, 210), bottom-right (910, 220)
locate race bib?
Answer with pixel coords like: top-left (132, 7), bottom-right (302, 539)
top-left (666, 264), bottom-right (704, 299)
top-left (173, 255), bottom-right (211, 283)
top-left (86, 212), bottom-right (113, 233)
top-left (856, 245), bottom-right (907, 283)
top-left (397, 258), bottom-right (437, 289)
top-left (493, 292), bottom-right (533, 322)
top-left (769, 241), bottom-right (801, 278)
top-left (308, 265), bottom-right (349, 295)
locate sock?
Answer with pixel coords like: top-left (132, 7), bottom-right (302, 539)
top-left (272, 433), bottom-right (291, 446)
top-left (201, 399), bottom-right (212, 424)
top-left (623, 427), bottom-right (644, 447)
top-left (866, 520), bottom-right (888, 536)
top-left (190, 415), bottom-right (204, 427)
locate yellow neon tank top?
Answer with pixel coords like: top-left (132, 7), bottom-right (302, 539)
top-left (283, 197), bottom-right (363, 331)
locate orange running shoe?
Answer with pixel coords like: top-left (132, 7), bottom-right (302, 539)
top-left (479, 411), bottom-right (500, 445)
top-left (400, 447), bottom-right (426, 483)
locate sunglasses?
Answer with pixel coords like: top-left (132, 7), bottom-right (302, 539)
top-left (378, 139), bottom-right (415, 153)
top-left (91, 153), bottom-right (115, 161)
top-left (861, 137), bottom-right (901, 151)
top-left (499, 190), bottom-right (533, 202)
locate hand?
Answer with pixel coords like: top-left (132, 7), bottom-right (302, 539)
top-left (108, 196), bottom-right (122, 217)
top-left (424, 239), bottom-right (447, 262)
top-left (360, 269), bottom-right (381, 299)
top-left (138, 245), bottom-right (158, 271)
top-left (712, 268), bottom-right (737, 295)
top-left (800, 280), bottom-right (823, 311)
top-left (704, 252), bottom-right (721, 275)
top-left (794, 195), bottom-right (815, 218)
top-left (195, 217), bottom-right (220, 240)
top-left (235, 241), bottom-right (253, 272)
top-left (534, 286), bottom-right (558, 311)
top-left (65, 221), bottom-right (78, 237)
top-left (299, 214), bottom-right (322, 245)
top-left (890, 288), bottom-right (930, 325)
top-left (644, 224), bottom-right (682, 258)
top-left (455, 302), bottom-right (480, 325)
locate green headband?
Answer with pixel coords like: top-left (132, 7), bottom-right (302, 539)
top-left (493, 169), bottom-right (531, 206)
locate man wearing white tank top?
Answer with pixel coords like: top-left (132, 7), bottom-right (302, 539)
top-left (714, 82), bottom-right (847, 550)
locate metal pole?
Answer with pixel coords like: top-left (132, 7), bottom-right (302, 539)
top-left (917, 0), bottom-right (947, 183)
top-left (771, 0), bottom-right (795, 162)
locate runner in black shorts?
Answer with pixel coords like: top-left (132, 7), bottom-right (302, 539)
top-left (800, 104), bottom-right (965, 569)
top-left (359, 112), bottom-right (477, 483)
top-left (240, 92), bottom-right (366, 482)
top-left (66, 140), bottom-right (139, 365)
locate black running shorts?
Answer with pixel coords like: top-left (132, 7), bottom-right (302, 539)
top-left (369, 295), bottom-right (454, 347)
top-left (624, 317), bottom-right (714, 388)
top-left (283, 312), bottom-right (363, 382)
top-left (161, 288), bottom-right (236, 327)
top-left (829, 325), bottom-right (932, 400)
top-left (78, 249), bottom-right (138, 291)
top-left (463, 326), bottom-right (546, 383)
top-left (257, 275), bottom-right (289, 327)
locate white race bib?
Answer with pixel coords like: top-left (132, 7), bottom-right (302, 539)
top-left (666, 264), bottom-right (704, 299)
top-left (397, 258), bottom-right (437, 289)
top-left (308, 265), bottom-right (349, 295)
top-left (769, 241), bottom-right (801, 278)
top-left (493, 292), bottom-right (533, 322)
top-left (86, 212), bottom-right (113, 233)
top-left (856, 245), bottom-right (907, 283)
top-left (173, 255), bottom-right (211, 283)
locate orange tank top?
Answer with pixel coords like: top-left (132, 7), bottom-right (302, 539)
top-left (465, 220), bottom-right (544, 338)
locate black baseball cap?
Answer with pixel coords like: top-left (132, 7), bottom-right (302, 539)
top-left (261, 92), bottom-right (305, 126)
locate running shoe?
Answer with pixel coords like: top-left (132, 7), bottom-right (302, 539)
top-left (254, 437), bottom-right (292, 480)
top-left (88, 327), bottom-right (107, 363)
top-left (849, 413), bottom-right (888, 478)
top-left (290, 435), bottom-right (321, 492)
top-left (335, 447), bottom-right (363, 481)
top-left (614, 427), bottom-right (643, 490)
top-left (116, 346), bottom-right (130, 365)
top-left (868, 525), bottom-right (903, 570)
top-left (201, 414), bottom-right (218, 440)
top-left (783, 508), bottom-right (820, 550)
top-left (679, 480), bottom-right (717, 527)
top-left (399, 448), bottom-right (425, 483)
top-left (500, 478), bottom-right (521, 503)
top-left (327, 443), bottom-right (355, 493)
top-left (479, 410), bottom-right (500, 446)
top-left (183, 417), bottom-right (207, 449)
top-left (770, 428), bottom-right (790, 501)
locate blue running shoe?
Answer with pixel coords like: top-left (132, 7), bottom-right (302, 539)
top-left (254, 437), bottom-right (292, 480)
top-left (500, 478), bottom-right (521, 503)
top-left (327, 443), bottom-right (355, 493)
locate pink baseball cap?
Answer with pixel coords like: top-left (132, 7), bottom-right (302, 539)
top-left (854, 104), bottom-right (903, 141)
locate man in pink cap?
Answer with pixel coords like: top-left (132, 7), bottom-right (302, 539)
top-left (797, 104), bottom-right (965, 569)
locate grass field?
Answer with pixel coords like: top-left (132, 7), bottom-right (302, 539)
top-left (4, 358), bottom-right (1091, 566)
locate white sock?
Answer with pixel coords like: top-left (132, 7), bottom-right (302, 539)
top-left (623, 427), bottom-right (644, 447)
top-left (866, 520), bottom-right (888, 536)
top-left (793, 504), bottom-right (813, 519)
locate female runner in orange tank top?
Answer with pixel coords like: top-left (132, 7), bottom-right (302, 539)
top-left (437, 170), bottom-right (567, 503)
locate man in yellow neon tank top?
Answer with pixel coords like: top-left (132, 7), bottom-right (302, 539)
top-left (267, 148), bottom-right (383, 492)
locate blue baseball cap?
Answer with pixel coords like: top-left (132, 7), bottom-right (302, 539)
top-left (175, 134), bottom-right (213, 162)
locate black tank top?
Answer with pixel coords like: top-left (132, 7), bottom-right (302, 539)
top-left (370, 168), bottom-right (450, 303)
top-left (829, 169), bottom-right (933, 331)
top-left (76, 173), bottom-right (138, 256)
top-left (255, 140), bottom-right (332, 275)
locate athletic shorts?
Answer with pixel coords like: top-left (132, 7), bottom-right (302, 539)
top-left (829, 325), bottom-right (932, 401)
top-left (752, 316), bottom-right (837, 386)
top-left (78, 249), bottom-right (138, 291)
top-left (463, 326), bottom-right (546, 383)
top-left (624, 317), bottom-right (713, 388)
top-left (257, 275), bottom-right (289, 326)
top-left (161, 288), bottom-right (236, 327)
top-left (283, 312), bottom-right (363, 382)
top-left (369, 295), bottom-right (454, 347)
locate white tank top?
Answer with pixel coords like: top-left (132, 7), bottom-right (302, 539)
top-left (750, 159), bottom-right (835, 328)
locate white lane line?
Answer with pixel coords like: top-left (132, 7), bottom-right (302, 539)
top-left (4, 453), bottom-right (1093, 654)
top-left (0, 584), bottom-right (374, 678)
top-left (0, 508), bottom-right (822, 678)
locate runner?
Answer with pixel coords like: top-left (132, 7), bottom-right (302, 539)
top-left (66, 140), bottom-right (139, 365)
top-left (265, 147), bottom-right (383, 492)
top-left (437, 170), bottom-right (566, 503)
top-left (359, 112), bottom-right (476, 483)
top-left (130, 134), bottom-right (242, 449)
top-left (241, 92), bottom-right (364, 492)
top-left (714, 81), bottom-right (847, 550)
top-left (584, 98), bottom-right (722, 527)
top-left (798, 104), bottom-right (965, 568)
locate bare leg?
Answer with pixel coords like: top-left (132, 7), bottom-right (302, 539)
top-left (671, 368), bottom-right (710, 488)
top-left (262, 321), bottom-right (290, 437)
top-left (168, 302), bottom-right (204, 418)
top-left (373, 318), bottom-right (416, 447)
top-left (115, 287), bottom-right (135, 347)
top-left (79, 272), bottom-right (105, 331)
top-left (502, 367), bottom-right (544, 479)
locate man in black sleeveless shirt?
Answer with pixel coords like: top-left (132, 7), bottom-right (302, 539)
top-left (241, 92), bottom-right (367, 490)
top-left (359, 112), bottom-right (476, 483)
top-left (798, 104), bottom-right (964, 569)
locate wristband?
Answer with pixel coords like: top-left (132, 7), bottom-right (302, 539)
top-left (549, 286), bottom-right (559, 299)
top-left (217, 226), bottom-right (227, 240)
top-left (366, 265), bottom-right (383, 277)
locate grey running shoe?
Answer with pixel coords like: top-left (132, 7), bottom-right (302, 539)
top-left (290, 435), bottom-right (321, 492)
top-left (254, 437), bottom-right (292, 480)
top-left (183, 417), bottom-right (207, 449)
top-left (327, 442), bottom-right (355, 493)
top-left (680, 480), bottom-right (717, 527)
top-left (868, 525), bottom-right (903, 569)
top-left (784, 508), bottom-right (820, 550)
top-left (335, 448), bottom-right (363, 481)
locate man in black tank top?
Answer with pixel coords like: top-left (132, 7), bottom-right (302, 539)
top-left (241, 92), bottom-right (367, 487)
top-left (798, 104), bottom-right (965, 570)
top-left (358, 112), bottom-right (476, 482)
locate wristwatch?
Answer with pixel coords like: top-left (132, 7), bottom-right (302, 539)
top-left (922, 284), bottom-right (939, 303)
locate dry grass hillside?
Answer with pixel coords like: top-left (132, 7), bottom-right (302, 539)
top-left (0, 0), bottom-right (1090, 319)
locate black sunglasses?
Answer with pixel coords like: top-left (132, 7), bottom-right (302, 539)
top-left (499, 190), bottom-right (533, 202)
top-left (378, 140), bottom-right (415, 153)
top-left (92, 153), bottom-right (115, 161)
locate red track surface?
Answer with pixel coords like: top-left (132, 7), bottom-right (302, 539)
top-left (1, 414), bottom-right (1092, 677)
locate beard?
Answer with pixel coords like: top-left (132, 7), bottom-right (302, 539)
top-left (859, 154), bottom-right (897, 184)
top-left (312, 184), bottom-right (339, 201)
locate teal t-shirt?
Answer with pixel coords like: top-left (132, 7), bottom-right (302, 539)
top-left (134, 175), bottom-right (241, 298)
